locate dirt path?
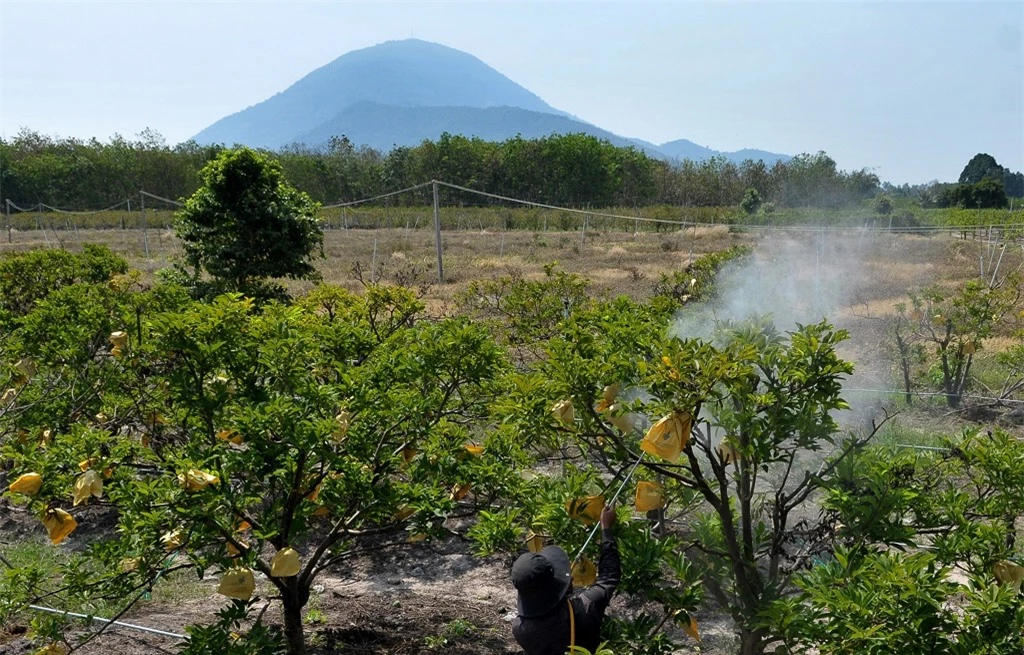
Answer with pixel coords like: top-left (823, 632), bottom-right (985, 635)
top-left (1, 531), bottom-right (733, 655)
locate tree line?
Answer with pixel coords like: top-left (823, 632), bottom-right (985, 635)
top-left (1, 127), bottom-right (902, 211)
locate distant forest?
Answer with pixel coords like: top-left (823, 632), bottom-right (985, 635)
top-left (0, 129), bottom-right (1018, 211)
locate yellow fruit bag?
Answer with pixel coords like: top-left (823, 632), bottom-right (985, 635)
top-left (566, 495), bottom-right (605, 524)
top-left (635, 481), bottom-right (665, 512)
top-left (571, 557), bottom-right (597, 587)
top-left (551, 399), bottom-right (575, 425)
top-left (640, 411), bottom-right (691, 462)
top-left (42, 508), bottom-right (77, 545)
top-left (9, 472), bottom-right (42, 496)
top-left (218, 567), bottom-right (255, 600)
top-left (270, 547), bottom-right (301, 578)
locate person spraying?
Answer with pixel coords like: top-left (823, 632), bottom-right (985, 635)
top-left (511, 505), bottom-right (620, 655)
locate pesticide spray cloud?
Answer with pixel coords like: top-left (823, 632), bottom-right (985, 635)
top-left (670, 229), bottom-right (888, 432)
top-left (672, 231), bottom-right (870, 339)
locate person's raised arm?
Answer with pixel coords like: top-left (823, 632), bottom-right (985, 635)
top-left (581, 504), bottom-right (621, 609)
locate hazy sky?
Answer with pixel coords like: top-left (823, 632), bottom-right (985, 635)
top-left (1, 1), bottom-right (1021, 184)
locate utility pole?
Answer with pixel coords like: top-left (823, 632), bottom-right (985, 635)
top-left (140, 192), bottom-right (150, 258)
top-left (433, 180), bottom-right (444, 283)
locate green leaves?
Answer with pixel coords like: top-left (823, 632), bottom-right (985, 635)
top-left (775, 548), bottom-right (1024, 655)
top-left (1, 280), bottom-right (523, 652)
top-left (174, 148), bottom-right (324, 299)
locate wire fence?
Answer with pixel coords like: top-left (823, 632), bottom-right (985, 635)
top-left (1, 183), bottom-right (1023, 419)
top-left (5, 180), bottom-right (1024, 238)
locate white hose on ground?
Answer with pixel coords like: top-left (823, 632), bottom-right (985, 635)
top-left (27, 604), bottom-right (187, 640)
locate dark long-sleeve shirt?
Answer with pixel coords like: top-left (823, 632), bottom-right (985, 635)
top-left (512, 530), bottom-right (621, 655)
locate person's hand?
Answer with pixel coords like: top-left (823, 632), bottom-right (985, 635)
top-left (600, 504), bottom-right (616, 530)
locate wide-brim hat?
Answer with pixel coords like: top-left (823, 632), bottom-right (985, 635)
top-left (511, 545), bottom-right (572, 618)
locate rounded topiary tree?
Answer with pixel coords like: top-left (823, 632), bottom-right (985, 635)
top-left (740, 188), bottom-right (762, 215)
top-left (175, 148), bottom-right (323, 298)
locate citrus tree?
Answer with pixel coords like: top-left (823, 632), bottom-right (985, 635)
top-left (1, 267), bottom-right (523, 654)
top-left (541, 313), bottom-right (868, 655)
top-left (892, 276), bottom-right (1020, 408)
top-left (771, 429), bottom-right (1024, 654)
top-left (461, 255), bottom-right (872, 655)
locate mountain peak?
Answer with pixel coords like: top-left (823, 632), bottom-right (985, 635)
top-left (192, 38), bottom-right (562, 149)
top-left (191, 39), bottom-right (789, 166)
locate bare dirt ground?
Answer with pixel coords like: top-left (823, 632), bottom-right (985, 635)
top-left (0, 526), bottom-right (736, 655)
top-left (2, 225), bottom-right (1018, 655)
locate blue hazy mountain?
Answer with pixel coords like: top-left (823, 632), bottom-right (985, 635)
top-left (293, 102), bottom-right (668, 156)
top-left (657, 139), bottom-right (791, 166)
top-left (192, 38), bottom-right (789, 165)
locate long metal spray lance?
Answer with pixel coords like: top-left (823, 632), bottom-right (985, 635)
top-left (572, 452), bottom-right (645, 564)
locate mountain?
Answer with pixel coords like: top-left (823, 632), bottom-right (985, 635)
top-left (658, 139), bottom-right (791, 167)
top-left (293, 102), bottom-right (667, 156)
top-left (192, 38), bottom-right (789, 165)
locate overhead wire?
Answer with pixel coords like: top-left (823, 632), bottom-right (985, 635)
top-left (3, 181), bottom-right (1022, 234)
top-left (40, 200), bottom-right (129, 215)
top-left (435, 180), bottom-right (1024, 233)
top-left (138, 190), bottom-right (183, 207)
top-left (321, 181), bottom-right (433, 208)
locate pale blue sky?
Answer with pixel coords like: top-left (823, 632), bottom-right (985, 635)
top-left (1, 1), bottom-right (1021, 185)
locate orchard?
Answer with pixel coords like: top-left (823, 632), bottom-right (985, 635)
top-left (2, 149), bottom-right (1022, 655)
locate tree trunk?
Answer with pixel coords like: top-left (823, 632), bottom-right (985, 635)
top-left (738, 627), bottom-right (764, 655)
top-left (283, 593), bottom-right (307, 655)
top-left (902, 359), bottom-right (913, 405)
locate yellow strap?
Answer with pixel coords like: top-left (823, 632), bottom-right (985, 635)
top-left (567, 598), bottom-right (576, 652)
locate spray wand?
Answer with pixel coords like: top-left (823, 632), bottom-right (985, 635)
top-left (572, 452), bottom-right (645, 564)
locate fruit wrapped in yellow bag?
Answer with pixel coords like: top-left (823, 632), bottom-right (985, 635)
top-left (993, 560), bottom-right (1024, 592)
top-left (566, 495), bottom-right (605, 524)
top-left (635, 481), bottom-right (665, 512)
top-left (216, 429), bottom-right (243, 445)
top-left (178, 468), bottom-right (219, 492)
top-left (161, 528), bottom-right (185, 551)
top-left (120, 557), bottom-right (141, 573)
top-left (9, 472), bottom-right (42, 496)
top-left (333, 410), bottom-right (350, 442)
top-left (716, 441), bottom-right (742, 465)
top-left (594, 384), bottom-right (621, 412)
top-left (72, 470), bottom-right (103, 506)
top-left (42, 508), bottom-right (77, 545)
top-left (551, 399), bottom-right (575, 426)
top-left (109, 331), bottom-right (128, 349)
top-left (450, 483), bottom-right (471, 501)
top-left (270, 547), bottom-right (301, 578)
top-left (525, 532), bottom-right (545, 553)
top-left (217, 567), bottom-right (256, 600)
top-left (604, 403), bottom-right (636, 433)
top-left (571, 557), bottom-right (597, 587)
top-left (640, 411), bottom-right (692, 462)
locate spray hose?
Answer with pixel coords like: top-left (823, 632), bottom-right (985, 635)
top-left (25, 551), bottom-right (187, 641)
top-left (572, 452), bottom-right (645, 564)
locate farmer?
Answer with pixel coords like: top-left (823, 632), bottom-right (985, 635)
top-left (511, 505), bottom-right (620, 655)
